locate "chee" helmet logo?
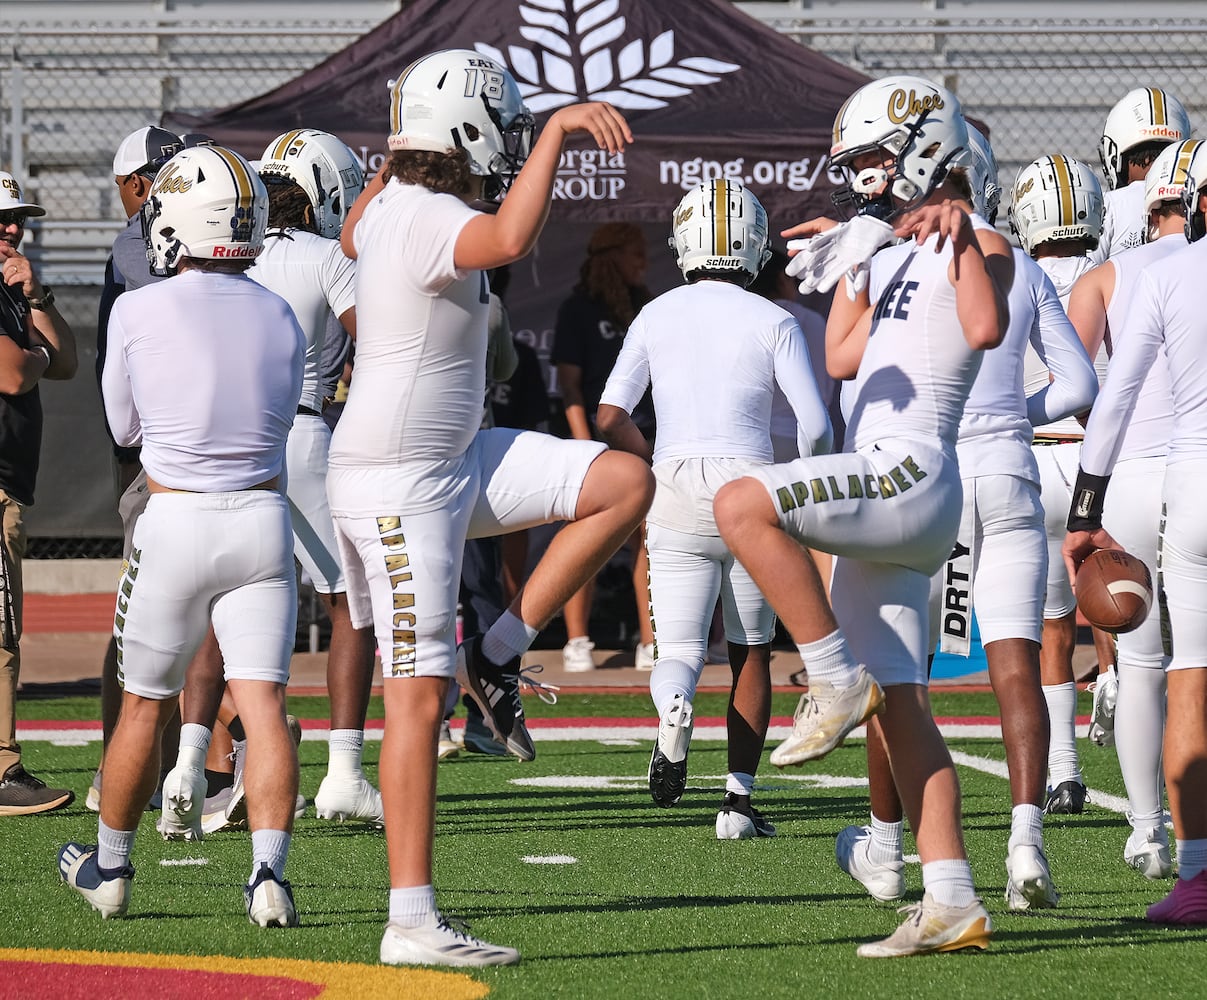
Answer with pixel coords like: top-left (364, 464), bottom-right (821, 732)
top-left (887, 88), bottom-right (944, 125)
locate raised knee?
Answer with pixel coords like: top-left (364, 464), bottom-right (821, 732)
top-left (714, 477), bottom-right (772, 541)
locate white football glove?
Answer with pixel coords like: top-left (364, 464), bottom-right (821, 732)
top-left (786, 215), bottom-right (896, 295)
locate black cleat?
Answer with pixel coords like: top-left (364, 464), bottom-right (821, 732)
top-left (648, 694), bottom-right (693, 807)
top-left (455, 636), bottom-right (535, 762)
top-left (1044, 780), bottom-right (1087, 815)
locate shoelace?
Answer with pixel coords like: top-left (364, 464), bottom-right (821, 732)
top-left (516, 664), bottom-right (559, 706)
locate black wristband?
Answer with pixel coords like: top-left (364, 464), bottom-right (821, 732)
top-left (1067, 468), bottom-right (1111, 532)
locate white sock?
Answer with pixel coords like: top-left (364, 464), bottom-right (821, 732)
top-left (1041, 682), bottom-right (1082, 783)
top-left (1176, 839), bottom-right (1207, 881)
top-left (482, 611), bottom-right (539, 664)
top-left (650, 658), bottom-right (700, 718)
top-left (1115, 663), bottom-right (1167, 822)
top-left (1008, 804), bottom-right (1044, 853)
top-left (921, 859), bottom-right (977, 908)
top-left (328, 729), bottom-right (365, 779)
top-left (726, 772), bottom-right (755, 796)
top-left (869, 815), bottom-right (903, 864)
top-left (795, 630), bottom-right (859, 688)
top-left (250, 828), bottom-right (291, 882)
top-left (176, 723), bottom-right (211, 771)
top-left (97, 819), bottom-right (136, 872)
top-left (389, 884), bottom-right (437, 929)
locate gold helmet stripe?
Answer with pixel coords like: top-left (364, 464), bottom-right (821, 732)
top-left (209, 146), bottom-right (257, 239)
top-left (1050, 155), bottom-right (1076, 228)
top-left (269, 129), bottom-right (306, 162)
top-left (1149, 88), bottom-right (1167, 127)
top-left (1174, 140), bottom-right (1199, 185)
top-left (390, 57), bottom-right (427, 137)
top-left (832, 95), bottom-right (855, 150)
top-left (712, 179), bottom-right (729, 256)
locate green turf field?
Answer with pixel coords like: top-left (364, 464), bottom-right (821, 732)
top-left (8, 691), bottom-right (1203, 999)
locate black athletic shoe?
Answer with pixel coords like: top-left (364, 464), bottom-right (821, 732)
top-left (1044, 780), bottom-right (1087, 815)
top-left (648, 694), bottom-right (693, 807)
top-left (0, 763), bottom-right (74, 816)
top-left (455, 636), bottom-right (535, 762)
top-left (715, 792), bottom-right (776, 839)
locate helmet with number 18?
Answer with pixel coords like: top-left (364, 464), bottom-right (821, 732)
top-left (387, 48), bottom-right (535, 202)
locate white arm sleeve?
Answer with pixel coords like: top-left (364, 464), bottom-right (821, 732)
top-left (1025, 273), bottom-right (1098, 426)
top-left (1079, 272), bottom-right (1163, 476)
top-left (100, 303), bottom-right (142, 447)
top-left (773, 317), bottom-right (833, 457)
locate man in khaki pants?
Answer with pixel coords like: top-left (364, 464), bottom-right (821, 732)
top-left (0, 170), bottom-right (78, 815)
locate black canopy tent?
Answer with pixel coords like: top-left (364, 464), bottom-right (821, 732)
top-left (173, 0), bottom-right (870, 374)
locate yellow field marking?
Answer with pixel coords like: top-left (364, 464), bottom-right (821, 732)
top-left (0, 947), bottom-right (490, 1000)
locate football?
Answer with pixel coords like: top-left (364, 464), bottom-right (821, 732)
top-left (1075, 549), bottom-right (1154, 634)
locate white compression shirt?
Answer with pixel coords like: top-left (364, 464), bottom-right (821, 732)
top-left (329, 182), bottom-right (486, 467)
top-left (848, 227), bottom-right (984, 455)
top-left (1103, 233), bottom-right (1185, 463)
top-left (599, 280), bottom-right (833, 463)
top-left (1090, 180), bottom-right (1146, 266)
top-left (1023, 253), bottom-right (1104, 437)
top-left (103, 270), bottom-right (304, 491)
top-left (250, 228), bottom-right (355, 412)
top-left (1082, 238), bottom-right (1207, 475)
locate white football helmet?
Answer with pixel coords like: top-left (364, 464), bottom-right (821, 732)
top-left (141, 145), bottom-right (267, 276)
top-left (387, 48), bottom-right (534, 201)
top-left (668, 179), bottom-right (771, 285)
top-left (1180, 142), bottom-right (1207, 242)
top-left (1099, 87), bottom-right (1191, 190)
top-left (829, 75), bottom-right (970, 220)
top-left (1008, 155), bottom-right (1104, 257)
top-left (1143, 139), bottom-right (1204, 215)
top-left (258, 129), bottom-right (365, 239)
top-left (965, 124), bottom-right (1000, 224)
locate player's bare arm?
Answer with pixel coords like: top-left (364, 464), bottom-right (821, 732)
top-left (1062, 526), bottom-right (1123, 586)
top-left (455, 103), bottom-right (632, 270)
top-left (898, 200), bottom-right (1010, 350)
top-left (1065, 263), bottom-right (1114, 361)
top-left (595, 403), bottom-right (653, 464)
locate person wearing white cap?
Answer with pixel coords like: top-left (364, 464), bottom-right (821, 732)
top-left (0, 169), bottom-right (79, 816)
top-left (88, 125), bottom-right (184, 813)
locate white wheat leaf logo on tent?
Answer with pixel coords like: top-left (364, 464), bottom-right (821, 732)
top-left (475, 0), bottom-right (739, 112)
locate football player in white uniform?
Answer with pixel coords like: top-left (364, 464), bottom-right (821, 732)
top-left (1065, 139), bottom-right (1206, 879)
top-left (1010, 154), bottom-right (1108, 813)
top-left (59, 146), bottom-right (305, 927)
top-left (1091, 87), bottom-right (1191, 265)
top-left (596, 179), bottom-right (832, 836)
top-left (1064, 154), bottom-right (1207, 927)
top-left (833, 127), bottom-right (1097, 912)
top-left (328, 50), bottom-right (652, 967)
top-left (255, 129), bottom-right (384, 825)
top-left (716, 77), bottom-right (1011, 957)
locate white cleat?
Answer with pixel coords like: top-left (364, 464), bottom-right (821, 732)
top-left (770, 668), bottom-right (884, 767)
top-left (244, 863), bottom-right (299, 928)
top-left (836, 825), bottom-right (905, 902)
top-left (315, 773), bottom-right (384, 827)
top-left (857, 893), bottom-right (991, 958)
top-left (1005, 843), bottom-right (1059, 910)
top-left (380, 916), bottom-right (520, 967)
top-left (58, 843), bottom-right (133, 919)
top-left (1125, 824), bottom-right (1173, 879)
top-left (158, 764), bottom-right (206, 842)
top-left (1087, 667), bottom-right (1118, 747)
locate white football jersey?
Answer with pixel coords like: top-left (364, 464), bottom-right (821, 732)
top-left (1103, 233), bottom-right (1185, 463)
top-left (601, 280), bottom-right (831, 465)
top-left (103, 271), bottom-right (304, 491)
top-left (250, 228), bottom-right (355, 412)
top-left (1090, 180), bottom-right (1147, 266)
top-left (851, 227), bottom-right (983, 454)
top-left (330, 182), bottom-right (486, 470)
top-left (1082, 238), bottom-right (1207, 474)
